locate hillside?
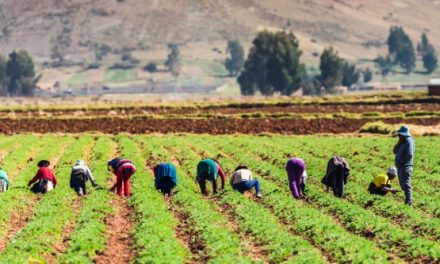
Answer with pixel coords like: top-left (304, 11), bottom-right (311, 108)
top-left (1, 0), bottom-right (440, 64)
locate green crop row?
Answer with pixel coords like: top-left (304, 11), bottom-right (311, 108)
top-left (261, 135), bottom-right (440, 239)
top-left (170, 136), bottom-right (326, 263)
top-left (0, 135), bottom-right (65, 240)
top-left (218, 135), bottom-right (440, 262)
top-left (59, 136), bottom-right (115, 263)
top-left (242, 136), bottom-right (440, 239)
top-left (0, 136), bottom-right (93, 263)
top-left (116, 135), bottom-right (190, 264)
top-left (182, 135), bottom-right (392, 263)
top-left (135, 136), bottom-right (254, 264)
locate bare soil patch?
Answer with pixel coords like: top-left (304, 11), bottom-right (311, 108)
top-left (94, 197), bottom-right (135, 264)
top-left (0, 117), bottom-right (439, 134)
top-left (0, 197), bottom-right (40, 252)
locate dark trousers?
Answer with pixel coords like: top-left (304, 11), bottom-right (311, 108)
top-left (71, 174), bottom-right (87, 196)
top-left (31, 180), bottom-right (51, 194)
top-left (368, 183), bottom-right (391, 196)
top-left (197, 173), bottom-right (217, 195)
top-left (397, 166), bottom-right (412, 205)
top-left (331, 166), bottom-right (345, 198)
top-left (156, 177), bottom-right (176, 195)
top-left (232, 180), bottom-right (261, 194)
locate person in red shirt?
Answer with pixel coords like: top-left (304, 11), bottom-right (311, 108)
top-left (108, 158), bottom-right (136, 197)
top-left (28, 160), bottom-right (57, 194)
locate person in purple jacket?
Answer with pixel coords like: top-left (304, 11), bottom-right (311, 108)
top-left (286, 158), bottom-right (307, 199)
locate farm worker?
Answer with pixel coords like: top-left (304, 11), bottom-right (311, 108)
top-left (230, 164), bottom-right (263, 198)
top-left (28, 160), bottom-right (57, 194)
top-left (108, 158), bottom-right (136, 197)
top-left (70, 160), bottom-right (97, 196)
top-left (196, 159), bottom-right (226, 196)
top-left (154, 162), bottom-right (177, 195)
top-left (368, 166), bottom-right (399, 195)
top-left (321, 156), bottom-right (350, 198)
top-left (0, 168), bottom-right (9, 192)
top-left (393, 125), bottom-right (415, 205)
top-left (286, 158), bottom-right (307, 199)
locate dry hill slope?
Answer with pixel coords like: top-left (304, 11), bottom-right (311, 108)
top-left (0, 0), bottom-right (439, 63)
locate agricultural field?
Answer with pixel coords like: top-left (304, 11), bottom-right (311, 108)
top-left (0, 92), bottom-right (439, 135)
top-left (0, 133), bottom-right (439, 263)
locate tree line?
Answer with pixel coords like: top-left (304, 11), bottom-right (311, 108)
top-left (0, 51), bottom-right (38, 96)
top-left (376, 27), bottom-right (438, 76)
top-left (235, 31), bottom-right (370, 96)
top-left (234, 27), bottom-right (437, 96)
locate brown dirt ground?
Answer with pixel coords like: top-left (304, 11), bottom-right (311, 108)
top-left (3, 102), bottom-right (440, 117)
top-left (94, 143), bottom-right (135, 264)
top-left (93, 197), bottom-right (135, 264)
top-left (0, 117), bottom-right (439, 134)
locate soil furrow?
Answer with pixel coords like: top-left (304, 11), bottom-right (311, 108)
top-left (146, 158), bottom-right (207, 264)
top-left (94, 141), bottom-right (135, 264)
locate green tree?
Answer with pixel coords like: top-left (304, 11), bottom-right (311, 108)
top-left (165, 43), bottom-right (181, 76)
top-left (363, 68), bottom-right (373, 83)
top-left (319, 47), bottom-right (343, 92)
top-left (375, 55), bottom-right (394, 78)
top-left (225, 40), bottom-right (244, 76)
top-left (386, 26), bottom-right (415, 73)
top-left (397, 40), bottom-right (416, 73)
top-left (341, 61), bottom-right (360, 87)
top-left (6, 50), bottom-right (38, 96)
top-left (0, 55), bottom-right (7, 94)
top-left (423, 45), bottom-right (438, 73)
top-left (238, 31), bottom-right (303, 96)
top-left (417, 33), bottom-right (429, 55)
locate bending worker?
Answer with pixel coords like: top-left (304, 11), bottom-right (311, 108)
top-left (70, 159), bottom-right (97, 196)
top-left (368, 166), bottom-right (399, 195)
top-left (28, 160), bottom-right (57, 194)
top-left (196, 158), bottom-right (226, 196)
top-left (108, 158), bottom-right (136, 197)
top-left (322, 156), bottom-right (350, 198)
top-left (286, 158), bottom-right (307, 199)
top-left (0, 167), bottom-right (9, 193)
top-left (230, 164), bottom-right (262, 198)
top-left (154, 162), bottom-right (177, 195)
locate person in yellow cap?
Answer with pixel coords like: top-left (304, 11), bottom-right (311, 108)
top-left (368, 166), bottom-right (399, 195)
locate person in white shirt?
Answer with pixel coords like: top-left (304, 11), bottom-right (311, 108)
top-left (70, 160), bottom-right (97, 196)
top-left (230, 164), bottom-right (262, 198)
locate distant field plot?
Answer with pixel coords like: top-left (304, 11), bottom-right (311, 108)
top-left (104, 69), bottom-right (137, 83)
top-left (66, 72), bottom-right (88, 86)
top-left (0, 134), bottom-right (439, 263)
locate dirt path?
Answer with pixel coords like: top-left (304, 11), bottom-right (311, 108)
top-left (0, 197), bottom-right (41, 252)
top-left (94, 197), bottom-right (135, 264)
top-left (94, 141), bottom-right (135, 264)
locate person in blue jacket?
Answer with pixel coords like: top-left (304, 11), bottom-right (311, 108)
top-left (0, 168), bottom-right (9, 192)
top-left (393, 125), bottom-right (416, 205)
top-left (154, 162), bottom-right (177, 195)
